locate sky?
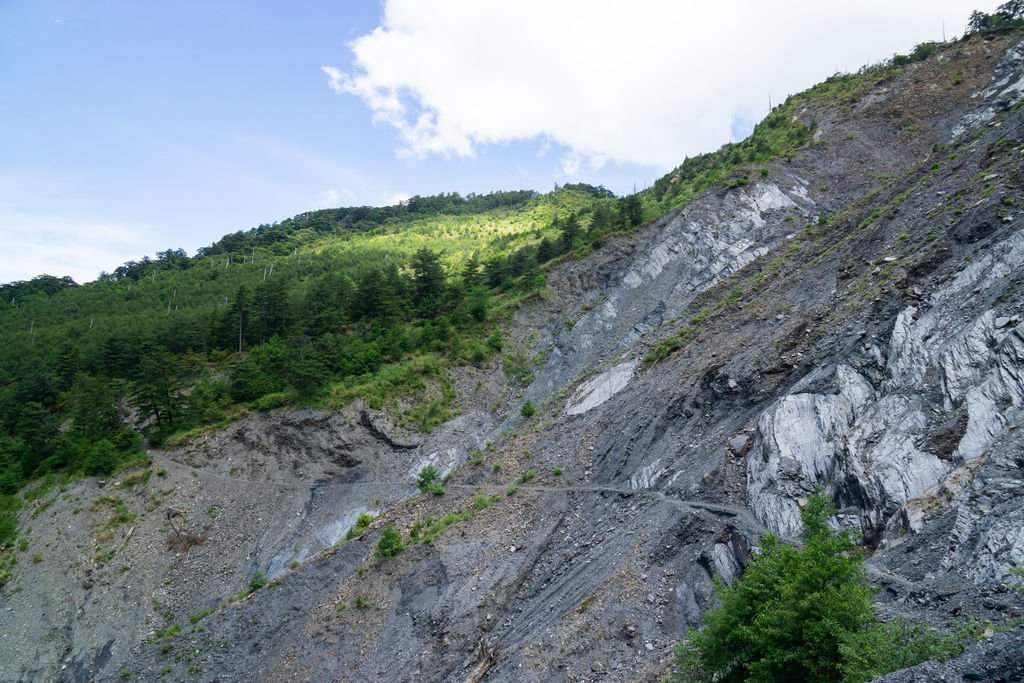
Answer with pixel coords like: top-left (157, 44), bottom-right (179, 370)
top-left (0, 0), bottom-right (1003, 284)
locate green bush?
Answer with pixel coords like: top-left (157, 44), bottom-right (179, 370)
top-left (252, 391), bottom-right (296, 412)
top-left (472, 493), bottom-right (499, 510)
top-left (156, 624), bottom-right (180, 639)
top-left (189, 606), bottom-right (217, 624)
top-left (247, 570), bottom-right (267, 593)
top-left (375, 525), bottom-right (404, 558)
top-left (416, 466), bottom-right (442, 494)
top-left (673, 491), bottom-right (963, 682)
top-left (345, 511), bottom-right (376, 539)
top-left (520, 400), bottom-right (536, 418)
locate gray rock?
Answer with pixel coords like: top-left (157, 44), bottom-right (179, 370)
top-left (728, 434), bottom-right (751, 456)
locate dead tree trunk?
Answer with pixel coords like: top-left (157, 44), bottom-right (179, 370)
top-left (463, 637), bottom-right (499, 683)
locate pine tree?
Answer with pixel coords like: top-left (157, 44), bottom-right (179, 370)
top-left (411, 248), bottom-right (446, 316)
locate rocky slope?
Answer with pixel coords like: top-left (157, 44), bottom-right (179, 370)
top-left (3, 32), bottom-right (1024, 683)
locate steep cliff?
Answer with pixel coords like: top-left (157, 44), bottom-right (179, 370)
top-left (3, 32), bottom-right (1024, 683)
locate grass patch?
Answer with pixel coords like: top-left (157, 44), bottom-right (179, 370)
top-left (472, 493), bottom-right (501, 510)
top-left (91, 496), bottom-right (136, 527)
top-left (189, 606), bottom-right (217, 624)
top-left (0, 551), bottom-right (15, 587)
top-left (409, 507), bottom-right (478, 545)
top-left (345, 512), bottom-right (376, 540)
top-left (156, 624), bottom-right (181, 639)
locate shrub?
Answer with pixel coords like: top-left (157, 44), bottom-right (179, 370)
top-left (247, 570), bottom-right (267, 593)
top-left (156, 624), bottom-right (181, 639)
top-left (672, 491), bottom-right (963, 682)
top-left (189, 606), bottom-right (217, 624)
top-left (375, 525), bottom-right (404, 558)
top-left (416, 466), bottom-right (443, 495)
top-left (472, 493), bottom-right (499, 510)
top-left (346, 512), bottom-right (376, 539)
top-left (520, 401), bottom-right (536, 418)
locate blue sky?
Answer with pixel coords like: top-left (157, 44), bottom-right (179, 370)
top-left (0, 0), bottom-right (999, 283)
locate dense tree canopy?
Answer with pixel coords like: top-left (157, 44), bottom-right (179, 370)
top-left (0, 184), bottom-right (642, 502)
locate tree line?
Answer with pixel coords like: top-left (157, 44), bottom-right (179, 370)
top-left (0, 186), bottom-right (648, 502)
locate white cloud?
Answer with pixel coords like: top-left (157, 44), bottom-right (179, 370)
top-left (0, 206), bottom-right (152, 284)
top-left (310, 187), bottom-right (357, 210)
top-left (327, 0), bottom-right (999, 172)
top-left (382, 191), bottom-right (412, 206)
top-left (321, 65), bottom-right (345, 95)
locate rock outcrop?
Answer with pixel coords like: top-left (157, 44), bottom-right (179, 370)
top-left (5, 32), bottom-right (1024, 683)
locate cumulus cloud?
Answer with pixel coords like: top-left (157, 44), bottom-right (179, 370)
top-left (327, 0), bottom-right (995, 172)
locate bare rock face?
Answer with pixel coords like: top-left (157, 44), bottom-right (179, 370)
top-left (748, 226), bottom-right (1024, 556)
top-left (565, 360), bottom-right (637, 415)
top-left (521, 178), bottom-right (809, 416)
top-left (9, 33), bottom-right (1024, 683)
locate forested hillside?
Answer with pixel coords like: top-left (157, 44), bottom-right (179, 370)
top-left (4, 8), bottom-right (1024, 680)
top-left (0, 17), bottom-right (1009, 555)
top-left (0, 185), bottom-right (631, 495)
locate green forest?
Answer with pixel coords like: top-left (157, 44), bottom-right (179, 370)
top-left (0, 184), bottom-right (638, 509)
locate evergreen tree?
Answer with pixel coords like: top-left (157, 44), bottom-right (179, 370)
top-left (560, 212), bottom-right (581, 252)
top-left (674, 492), bottom-right (960, 683)
top-left (590, 203), bottom-right (614, 234)
top-left (218, 285), bottom-right (252, 351)
top-left (131, 342), bottom-right (184, 428)
top-left (1001, 0), bottom-right (1024, 19)
top-left (254, 277), bottom-right (290, 345)
top-left (536, 237), bottom-right (558, 263)
top-left (619, 195), bottom-right (644, 229)
top-left (352, 267), bottom-right (391, 321)
top-left (66, 373), bottom-right (129, 442)
top-left (461, 252), bottom-right (483, 289)
top-left (410, 248), bottom-right (446, 316)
